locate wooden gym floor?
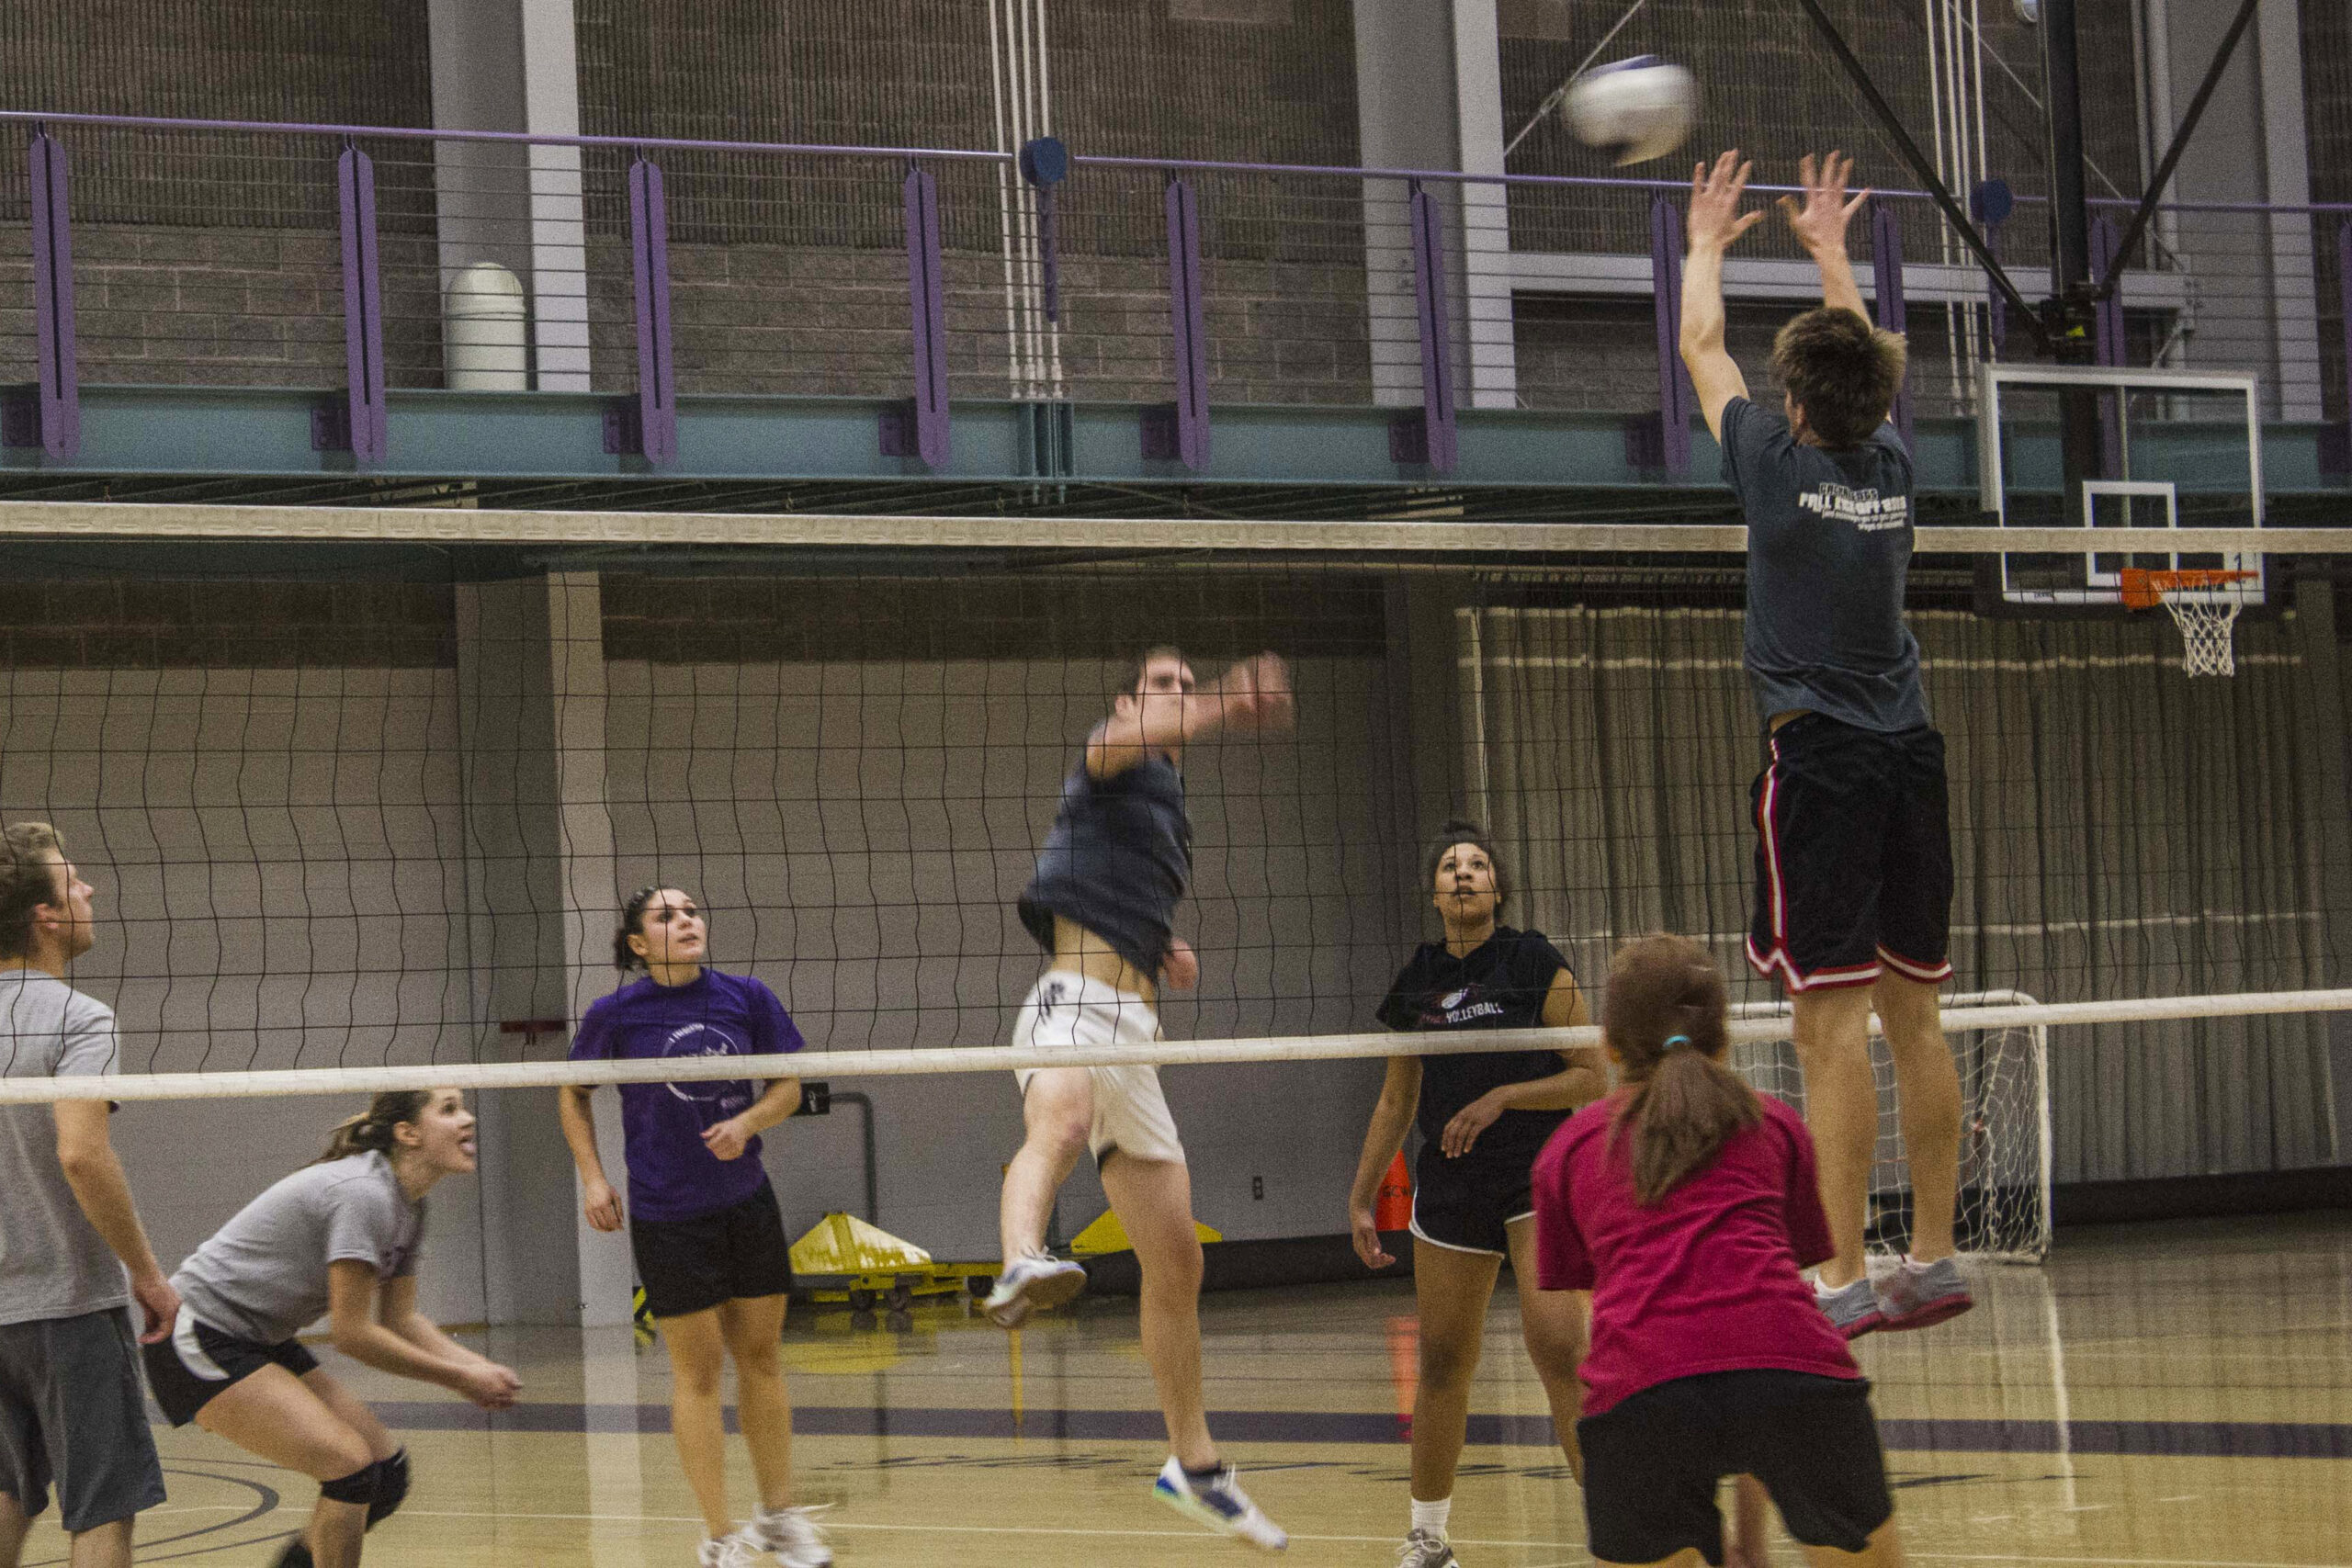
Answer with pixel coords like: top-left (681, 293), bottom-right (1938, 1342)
top-left (26, 1212), bottom-right (2349, 1567)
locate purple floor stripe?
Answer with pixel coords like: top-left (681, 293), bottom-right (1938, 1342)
top-left (334, 1401), bottom-right (2352, 1460)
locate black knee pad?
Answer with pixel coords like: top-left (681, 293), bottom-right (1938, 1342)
top-left (366, 1450), bottom-right (411, 1529)
top-left (318, 1463), bottom-right (377, 1506)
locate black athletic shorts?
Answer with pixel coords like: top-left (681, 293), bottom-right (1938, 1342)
top-left (1748, 714), bottom-right (1954, 992)
top-left (0, 1307), bottom-right (166, 1530)
top-left (630, 1180), bottom-right (795, 1320)
top-left (142, 1311), bottom-right (321, 1427)
top-left (1408, 1147), bottom-right (1537, 1257)
top-left (1579, 1370), bottom-right (1894, 1566)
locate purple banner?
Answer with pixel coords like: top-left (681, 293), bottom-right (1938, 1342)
top-left (1163, 177), bottom-right (1209, 471)
top-left (1648, 196), bottom-right (1690, 476)
top-left (903, 164), bottom-right (950, 469)
top-left (1870, 199), bottom-right (1914, 451)
top-left (628, 158), bottom-right (678, 465)
top-left (335, 145), bottom-right (387, 466)
top-left (1407, 185), bottom-right (1457, 475)
top-left (28, 131), bottom-right (78, 460)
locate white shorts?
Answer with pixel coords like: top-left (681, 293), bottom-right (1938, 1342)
top-left (1011, 972), bottom-right (1185, 1167)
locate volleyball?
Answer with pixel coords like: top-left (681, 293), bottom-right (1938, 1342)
top-left (1561, 55), bottom-right (1698, 165)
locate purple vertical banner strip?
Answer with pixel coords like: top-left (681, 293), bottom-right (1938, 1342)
top-left (1164, 176), bottom-right (1209, 471)
top-left (904, 164), bottom-right (950, 469)
top-left (1648, 196), bottom-right (1690, 476)
top-left (1869, 199), bottom-right (1913, 450)
top-left (628, 157), bottom-right (677, 464)
top-left (1407, 184), bottom-right (1457, 475)
top-left (2339, 220), bottom-right (2352, 429)
top-left (336, 145), bottom-right (387, 466)
top-left (28, 133), bottom-right (79, 459)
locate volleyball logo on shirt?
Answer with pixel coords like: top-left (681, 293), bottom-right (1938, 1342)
top-left (660, 1021), bottom-right (752, 1109)
top-left (1430, 986), bottom-right (1505, 1026)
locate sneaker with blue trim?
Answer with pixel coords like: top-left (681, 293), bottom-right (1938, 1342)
top-left (1152, 1455), bottom-right (1288, 1551)
top-left (1815, 1275), bottom-right (1883, 1339)
top-left (1874, 1255), bottom-right (1973, 1331)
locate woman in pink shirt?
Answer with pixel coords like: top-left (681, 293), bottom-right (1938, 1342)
top-left (1532, 934), bottom-right (1904, 1568)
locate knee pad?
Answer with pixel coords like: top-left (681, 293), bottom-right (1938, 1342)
top-left (365, 1449), bottom-right (410, 1529)
top-left (318, 1463), bottom-right (377, 1506)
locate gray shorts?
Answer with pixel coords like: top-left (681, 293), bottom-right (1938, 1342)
top-left (0, 1307), bottom-right (165, 1531)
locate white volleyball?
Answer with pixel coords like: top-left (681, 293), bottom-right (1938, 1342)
top-left (1561, 56), bottom-right (1698, 166)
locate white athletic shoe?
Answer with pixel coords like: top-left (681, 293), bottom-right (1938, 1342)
top-left (1396, 1527), bottom-right (1461, 1567)
top-left (697, 1534), bottom-right (763, 1568)
top-left (981, 1253), bottom-right (1088, 1327)
top-left (744, 1503), bottom-right (834, 1568)
top-left (1151, 1455), bottom-right (1289, 1551)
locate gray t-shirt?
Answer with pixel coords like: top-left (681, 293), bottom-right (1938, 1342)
top-left (174, 1151), bottom-right (424, 1346)
top-left (1722, 397), bottom-right (1931, 733)
top-left (0, 970), bottom-right (131, 1325)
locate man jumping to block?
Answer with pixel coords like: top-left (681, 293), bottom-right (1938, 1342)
top-left (1678, 150), bottom-right (1972, 1337)
top-left (985, 646), bottom-right (1295, 1550)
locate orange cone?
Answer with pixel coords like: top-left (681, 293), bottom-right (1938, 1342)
top-left (1374, 1150), bottom-right (1413, 1232)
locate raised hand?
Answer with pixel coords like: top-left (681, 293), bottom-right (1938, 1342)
top-left (1778, 151), bottom-right (1871, 258)
top-left (1687, 151), bottom-right (1765, 252)
top-left (1213, 651), bottom-right (1295, 735)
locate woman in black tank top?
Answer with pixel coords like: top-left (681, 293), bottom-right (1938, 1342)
top-left (1345, 821), bottom-right (1606, 1568)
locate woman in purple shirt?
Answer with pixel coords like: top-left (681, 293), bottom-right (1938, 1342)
top-left (558, 886), bottom-right (827, 1568)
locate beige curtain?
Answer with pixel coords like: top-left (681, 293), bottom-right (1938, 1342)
top-left (1463, 601), bottom-right (2342, 1182)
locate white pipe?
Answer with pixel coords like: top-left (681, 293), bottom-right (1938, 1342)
top-left (8, 988), bottom-right (2347, 1103)
top-left (988, 0), bottom-right (1023, 396)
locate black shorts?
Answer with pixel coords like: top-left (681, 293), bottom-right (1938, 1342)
top-left (1748, 715), bottom-right (1954, 992)
top-left (630, 1180), bottom-right (795, 1320)
top-left (1409, 1148), bottom-right (1536, 1257)
top-left (1579, 1370), bottom-right (1894, 1566)
top-left (141, 1311), bottom-right (321, 1428)
top-left (0, 1307), bottom-right (166, 1530)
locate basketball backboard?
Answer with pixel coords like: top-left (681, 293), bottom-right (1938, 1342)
top-left (1978, 363), bottom-right (2266, 607)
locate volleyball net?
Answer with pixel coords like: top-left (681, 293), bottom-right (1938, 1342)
top-left (0, 502), bottom-right (2347, 1264)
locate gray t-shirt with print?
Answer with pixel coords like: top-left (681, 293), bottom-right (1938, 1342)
top-left (174, 1151), bottom-right (424, 1346)
top-left (0, 970), bottom-right (131, 1325)
top-left (1722, 397), bottom-right (1931, 733)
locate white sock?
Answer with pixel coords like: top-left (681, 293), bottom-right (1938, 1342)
top-left (1411, 1497), bottom-right (1452, 1539)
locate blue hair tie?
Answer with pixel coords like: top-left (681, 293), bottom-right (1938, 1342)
top-left (1663, 1034), bottom-right (1693, 1051)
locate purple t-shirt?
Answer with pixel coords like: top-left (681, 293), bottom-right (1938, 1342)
top-left (569, 968), bottom-right (804, 1224)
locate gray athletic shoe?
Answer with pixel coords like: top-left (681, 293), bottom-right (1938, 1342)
top-left (1396, 1528), bottom-right (1461, 1567)
top-left (1874, 1255), bottom-right (1973, 1331)
top-left (981, 1253), bottom-right (1087, 1327)
top-left (1815, 1276), bottom-right (1883, 1339)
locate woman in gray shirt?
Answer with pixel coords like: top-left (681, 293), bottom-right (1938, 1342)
top-left (141, 1089), bottom-right (520, 1568)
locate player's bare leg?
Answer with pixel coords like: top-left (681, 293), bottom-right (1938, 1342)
top-left (1788, 986), bottom-right (1877, 1287)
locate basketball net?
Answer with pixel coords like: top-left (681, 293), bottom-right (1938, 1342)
top-left (2120, 569), bottom-right (2258, 678)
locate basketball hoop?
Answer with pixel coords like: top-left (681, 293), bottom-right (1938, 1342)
top-left (2120, 569), bottom-right (2259, 677)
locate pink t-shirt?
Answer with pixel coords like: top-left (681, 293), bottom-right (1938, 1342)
top-left (1532, 1089), bottom-right (1859, 1416)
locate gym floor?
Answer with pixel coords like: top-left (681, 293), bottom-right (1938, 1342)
top-left (36, 1212), bottom-right (2351, 1567)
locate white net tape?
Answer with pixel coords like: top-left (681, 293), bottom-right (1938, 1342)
top-left (2165, 594), bottom-right (2245, 677)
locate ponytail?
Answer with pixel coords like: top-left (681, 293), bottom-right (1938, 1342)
top-left (1601, 934), bottom-right (1761, 1205)
top-left (317, 1090), bottom-right (432, 1164)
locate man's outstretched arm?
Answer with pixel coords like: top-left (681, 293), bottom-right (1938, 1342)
top-left (1084, 652), bottom-right (1294, 779)
top-left (1780, 150), bottom-right (1871, 320)
top-left (1679, 151), bottom-right (1764, 443)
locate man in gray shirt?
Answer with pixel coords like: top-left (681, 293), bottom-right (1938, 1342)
top-left (0, 823), bottom-right (175, 1568)
top-left (1679, 152), bottom-right (1971, 1339)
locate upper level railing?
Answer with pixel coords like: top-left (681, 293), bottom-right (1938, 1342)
top-left (2, 107), bottom-right (2345, 476)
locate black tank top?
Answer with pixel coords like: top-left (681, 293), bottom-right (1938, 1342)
top-left (1377, 927), bottom-right (1574, 1170)
top-left (1018, 754), bottom-right (1192, 977)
